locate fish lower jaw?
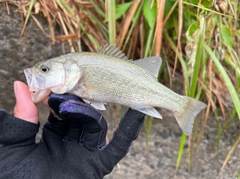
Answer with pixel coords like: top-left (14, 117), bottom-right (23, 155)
top-left (28, 88), bottom-right (51, 103)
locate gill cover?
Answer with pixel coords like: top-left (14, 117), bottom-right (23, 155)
top-left (51, 60), bottom-right (81, 94)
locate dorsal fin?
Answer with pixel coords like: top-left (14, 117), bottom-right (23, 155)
top-left (99, 44), bottom-right (128, 60)
top-left (99, 45), bottom-right (161, 78)
top-left (132, 56), bottom-right (162, 78)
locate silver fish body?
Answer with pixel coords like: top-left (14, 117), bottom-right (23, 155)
top-left (24, 45), bottom-right (206, 135)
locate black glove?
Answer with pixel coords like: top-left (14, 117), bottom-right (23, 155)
top-left (0, 93), bottom-right (145, 179)
top-left (46, 93), bottom-right (108, 151)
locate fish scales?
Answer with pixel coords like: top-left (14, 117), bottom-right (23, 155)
top-left (71, 53), bottom-right (182, 110)
top-left (24, 44), bottom-right (206, 135)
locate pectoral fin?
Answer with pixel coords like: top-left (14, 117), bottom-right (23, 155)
top-left (83, 99), bottom-right (106, 110)
top-left (133, 107), bottom-right (162, 119)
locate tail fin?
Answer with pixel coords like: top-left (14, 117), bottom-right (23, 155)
top-left (174, 96), bottom-right (206, 135)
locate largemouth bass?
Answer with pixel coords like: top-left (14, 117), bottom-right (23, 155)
top-left (24, 45), bottom-right (206, 135)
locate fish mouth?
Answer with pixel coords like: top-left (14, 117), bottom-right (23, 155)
top-left (24, 68), bottom-right (42, 91)
top-left (24, 68), bottom-right (50, 103)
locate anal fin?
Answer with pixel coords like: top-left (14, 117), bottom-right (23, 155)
top-left (83, 99), bottom-right (106, 110)
top-left (90, 102), bottom-right (106, 110)
top-left (133, 107), bottom-right (162, 119)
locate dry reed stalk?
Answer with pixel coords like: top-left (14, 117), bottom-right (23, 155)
top-left (2, 0), bottom-right (10, 14)
top-left (163, 0), bottom-right (178, 26)
top-left (117, 0), bottom-right (141, 49)
top-left (154, 0), bottom-right (165, 56)
top-left (126, 22), bottom-right (140, 58)
top-left (172, 0), bottom-right (183, 77)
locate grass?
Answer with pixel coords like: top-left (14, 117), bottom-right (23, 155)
top-left (3, 0), bottom-right (240, 174)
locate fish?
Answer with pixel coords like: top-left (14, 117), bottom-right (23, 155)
top-left (24, 44), bottom-right (206, 135)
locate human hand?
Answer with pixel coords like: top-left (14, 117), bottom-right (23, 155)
top-left (0, 81), bottom-right (145, 179)
top-left (40, 94), bottom-right (146, 178)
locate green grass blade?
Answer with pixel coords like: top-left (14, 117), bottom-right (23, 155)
top-left (25, 0), bottom-right (35, 23)
top-left (182, 1), bottom-right (235, 19)
top-left (85, 11), bottom-right (108, 39)
top-left (144, 27), bottom-right (155, 57)
top-left (115, 2), bottom-right (133, 20)
top-left (21, 0), bottom-right (35, 35)
top-left (89, 0), bottom-right (105, 18)
top-left (145, 115), bottom-right (153, 151)
top-left (204, 43), bottom-right (240, 119)
top-left (59, 0), bottom-right (75, 15)
top-left (189, 16), bottom-right (205, 97)
top-left (143, 0), bottom-right (157, 29)
top-left (220, 24), bottom-right (233, 48)
top-left (176, 133), bottom-right (186, 172)
top-left (86, 33), bottom-right (101, 49)
top-left (108, 0), bottom-right (116, 45)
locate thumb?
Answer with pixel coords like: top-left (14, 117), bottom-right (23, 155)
top-left (14, 81), bottom-right (39, 124)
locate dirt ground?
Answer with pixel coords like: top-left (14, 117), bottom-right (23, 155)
top-left (0, 4), bottom-right (239, 179)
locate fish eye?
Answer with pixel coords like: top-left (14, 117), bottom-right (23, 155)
top-left (40, 65), bottom-right (49, 73)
